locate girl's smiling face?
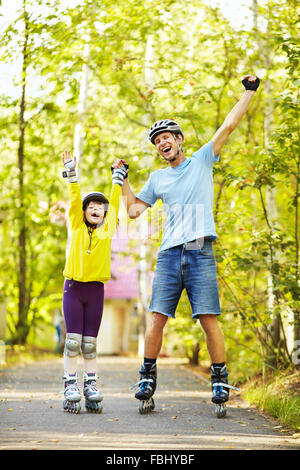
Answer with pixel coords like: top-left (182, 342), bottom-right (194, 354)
top-left (84, 200), bottom-right (105, 225)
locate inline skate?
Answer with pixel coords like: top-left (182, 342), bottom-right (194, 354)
top-left (211, 364), bottom-right (239, 418)
top-left (132, 363), bottom-right (157, 414)
top-left (83, 373), bottom-right (103, 413)
top-left (63, 372), bottom-right (81, 414)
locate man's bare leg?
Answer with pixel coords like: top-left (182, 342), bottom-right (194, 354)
top-left (144, 312), bottom-right (169, 359)
top-left (199, 314), bottom-right (226, 363)
top-left (134, 313), bottom-right (168, 411)
top-left (199, 314), bottom-right (230, 407)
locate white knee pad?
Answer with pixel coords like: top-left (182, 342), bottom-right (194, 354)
top-left (64, 333), bottom-right (82, 357)
top-left (81, 336), bottom-right (97, 359)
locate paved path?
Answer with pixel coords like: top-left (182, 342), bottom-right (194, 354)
top-left (0, 357), bottom-right (299, 451)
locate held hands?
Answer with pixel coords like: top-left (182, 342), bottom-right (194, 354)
top-left (62, 150), bottom-right (78, 183)
top-left (61, 151), bottom-right (129, 186)
top-left (242, 75), bottom-right (260, 91)
top-left (111, 159), bottom-right (129, 187)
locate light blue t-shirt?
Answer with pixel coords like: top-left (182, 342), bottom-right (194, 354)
top-left (137, 140), bottom-right (219, 251)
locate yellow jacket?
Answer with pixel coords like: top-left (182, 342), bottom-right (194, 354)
top-left (63, 182), bottom-right (121, 283)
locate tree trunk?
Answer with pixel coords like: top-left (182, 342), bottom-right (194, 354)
top-left (73, 35), bottom-right (90, 173)
top-left (294, 155), bottom-right (300, 369)
top-left (15, 2), bottom-right (29, 345)
top-left (189, 342), bottom-right (200, 366)
top-left (252, 0), bottom-right (283, 368)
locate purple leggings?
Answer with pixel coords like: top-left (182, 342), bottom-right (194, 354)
top-left (63, 280), bottom-right (104, 337)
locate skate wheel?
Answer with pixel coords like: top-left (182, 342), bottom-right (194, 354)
top-left (215, 403), bottom-right (226, 418)
top-left (63, 400), bottom-right (81, 414)
top-left (73, 403), bottom-right (81, 414)
top-left (138, 397), bottom-right (155, 414)
top-left (85, 401), bottom-right (103, 414)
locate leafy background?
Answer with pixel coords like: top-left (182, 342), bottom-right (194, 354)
top-left (0, 0), bottom-right (299, 383)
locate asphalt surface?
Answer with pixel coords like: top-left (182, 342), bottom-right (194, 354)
top-left (0, 356), bottom-right (299, 451)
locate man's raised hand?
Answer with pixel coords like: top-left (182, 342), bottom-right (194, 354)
top-left (242, 75), bottom-right (260, 91)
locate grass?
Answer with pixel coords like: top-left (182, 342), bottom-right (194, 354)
top-left (242, 368), bottom-right (300, 432)
top-left (1, 344), bottom-right (58, 368)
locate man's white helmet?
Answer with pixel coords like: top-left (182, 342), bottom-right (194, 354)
top-left (148, 119), bottom-right (184, 145)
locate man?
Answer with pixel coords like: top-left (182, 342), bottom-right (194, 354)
top-left (113, 75), bottom-right (260, 413)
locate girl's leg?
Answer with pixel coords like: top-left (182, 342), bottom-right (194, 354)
top-left (82, 282), bottom-right (104, 374)
top-left (63, 334), bottom-right (81, 375)
top-left (81, 337), bottom-right (98, 374)
top-left (62, 280), bottom-right (84, 374)
top-left (80, 283), bottom-right (104, 411)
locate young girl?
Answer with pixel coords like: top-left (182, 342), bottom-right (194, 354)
top-left (61, 150), bottom-right (127, 413)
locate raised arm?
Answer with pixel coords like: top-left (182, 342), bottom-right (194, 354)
top-left (212, 75), bottom-right (260, 157)
top-left (62, 150), bottom-right (77, 182)
top-left (61, 150), bottom-right (82, 229)
top-left (112, 158), bottom-right (149, 219)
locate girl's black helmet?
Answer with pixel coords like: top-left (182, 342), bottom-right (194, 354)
top-left (82, 192), bottom-right (109, 212)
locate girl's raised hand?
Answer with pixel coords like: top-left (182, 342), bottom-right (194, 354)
top-left (62, 150), bottom-right (77, 168)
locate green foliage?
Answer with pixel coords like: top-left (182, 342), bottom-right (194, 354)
top-left (243, 368), bottom-right (300, 431)
top-left (0, 0), bottom-right (299, 378)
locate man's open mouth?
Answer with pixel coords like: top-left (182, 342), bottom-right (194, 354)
top-left (163, 146), bottom-right (172, 153)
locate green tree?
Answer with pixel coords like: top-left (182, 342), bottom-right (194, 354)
top-left (0, 0), bottom-right (298, 376)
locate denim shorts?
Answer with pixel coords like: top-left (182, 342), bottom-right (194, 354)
top-left (149, 239), bottom-right (221, 318)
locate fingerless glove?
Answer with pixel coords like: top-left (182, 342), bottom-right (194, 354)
top-left (242, 76), bottom-right (260, 91)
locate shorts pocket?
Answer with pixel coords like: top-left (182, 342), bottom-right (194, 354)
top-left (157, 249), bottom-right (170, 259)
top-left (197, 243), bottom-right (213, 257)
